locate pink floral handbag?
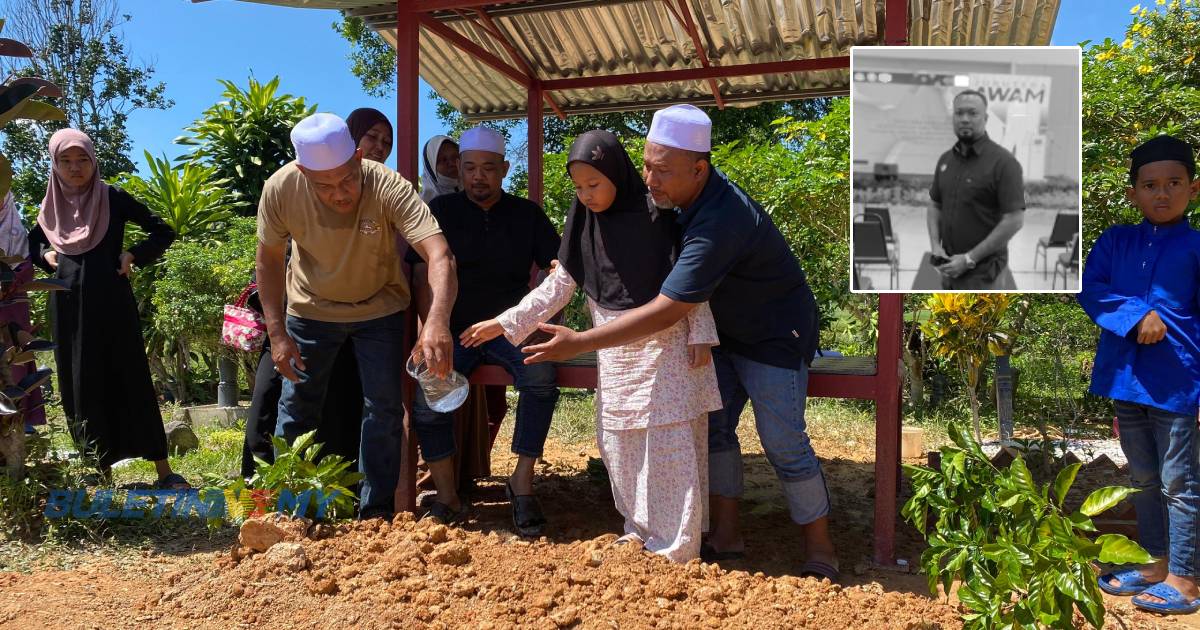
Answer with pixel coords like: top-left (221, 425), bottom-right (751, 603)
top-left (221, 283), bottom-right (266, 352)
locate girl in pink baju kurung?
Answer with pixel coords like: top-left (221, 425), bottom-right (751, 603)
top-left (463, 131), bottom-right (721, 562)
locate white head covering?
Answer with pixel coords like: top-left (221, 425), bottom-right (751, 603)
top-left (459, 126), bottom-right (505, 156)
top-left (647, 104), bottom-right (712, 152)
top-left (291, 113), bottom-right (358, 170)
top-left (0, 192), bottom-right (28, 259)
top-left (420, 135), bottom-right (462, 204)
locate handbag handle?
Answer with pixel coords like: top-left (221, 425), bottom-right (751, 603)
top-left (233, 282), bottom-right (257, 308)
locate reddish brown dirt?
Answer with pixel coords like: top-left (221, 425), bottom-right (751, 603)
top-left (0, 422), bottom-right (1194, 628)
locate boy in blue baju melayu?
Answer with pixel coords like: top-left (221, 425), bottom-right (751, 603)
top-left (1080, 135), bottom-right (1200, 615)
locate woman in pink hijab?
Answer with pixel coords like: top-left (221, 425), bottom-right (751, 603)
top-left (29, 128), bottom-right (187, 489)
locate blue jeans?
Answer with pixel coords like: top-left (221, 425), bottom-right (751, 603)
top-left (411, 336), bottom-right (558, 463)
top-left (1115, 400), bottom-right (1200, 577)
top-left (708, 348), bottom-right (829, 525)
top-left (275, 311), bottom-right (406, 516)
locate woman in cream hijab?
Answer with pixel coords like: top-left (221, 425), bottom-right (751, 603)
top-left (420, 135), bottom-right (462, 204)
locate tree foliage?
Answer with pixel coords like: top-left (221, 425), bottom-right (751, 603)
top-left (0, 0), bottom-right (172, 213)
top-left (175, 76), bottom-right (314, 216)
top-left (1082, 0), bottom-right (1200, 251)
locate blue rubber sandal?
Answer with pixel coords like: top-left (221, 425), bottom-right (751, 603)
top-left (1132, 582), bottom-right (1200, 615)
top-left (1098, 568), bottom-right (1157, 596)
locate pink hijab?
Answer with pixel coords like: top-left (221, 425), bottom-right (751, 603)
top-left (37, 128), bottom-right (110, 255)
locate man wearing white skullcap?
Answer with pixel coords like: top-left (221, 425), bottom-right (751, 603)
top-left (403, 124), bottom-right (561, 532)
top-left (256, 112), bottom-right (458, 521)
top-left (524, 104), bottom-right (838, 579)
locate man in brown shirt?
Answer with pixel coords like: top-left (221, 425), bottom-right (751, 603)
top-left (256, 113), bottom-right (456, 520)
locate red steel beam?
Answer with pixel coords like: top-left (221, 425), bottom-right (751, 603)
top-left (471, 7), bottom-right (567, 120)
top-left (885, 0), bottom-right (909, 45)
top-left (666, 0), bottom-right (725, 109)
top-left (543, 56), bottom-right (849, 90)
top-left (527, 82), bottom-right (545, 204)
top-left (412, 0), bottom-right (530, 11)
top-left (397, 9), bottom-right (420, 184)
top-left (872, 293), bottom-right (904, 565)
top-left (417, 13), bottom-right (531, 88)
top-left (395, 2), bottom-right (420, 515)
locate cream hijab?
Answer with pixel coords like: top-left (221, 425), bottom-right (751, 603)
top-left (419, 135), bottom-right (462, 204)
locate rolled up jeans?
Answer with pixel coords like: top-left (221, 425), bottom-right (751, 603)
top-left (707, 348), bottom-right (829, 525)
top-left (275, 311), bottom-right (406, 516)
top-left (1114, 400), bottom-right (1200, 577)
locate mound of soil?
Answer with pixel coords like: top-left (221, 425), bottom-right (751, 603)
top-left (143, 514), bottom-right (958, 629)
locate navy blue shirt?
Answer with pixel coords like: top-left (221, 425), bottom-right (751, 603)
top-left (405, 191), bottom-right (559, 335)
top-left (660, 168), bottom-right (818, 369)
top-left (1078, 219), bottom-right (1200, 416)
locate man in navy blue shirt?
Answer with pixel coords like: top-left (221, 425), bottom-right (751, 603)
top-left (525, 105), bottom-right (837, 579)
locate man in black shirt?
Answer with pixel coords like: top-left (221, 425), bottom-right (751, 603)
top-left (927, 89), bottom-right (1026, 289)
top-left (406, 126), bottom-right (560, 535)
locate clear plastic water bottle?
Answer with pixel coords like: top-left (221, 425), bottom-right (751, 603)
top-left (406, 354), bottom-right (469, 413)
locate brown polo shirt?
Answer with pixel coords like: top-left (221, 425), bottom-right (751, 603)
top-left (257, 159), bottom-right (441, 323)
top-left (929, 134), bottom-right (1026, 263)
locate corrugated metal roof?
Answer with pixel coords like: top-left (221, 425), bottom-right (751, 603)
top-left (230, 0), bottom-right (1061, 119)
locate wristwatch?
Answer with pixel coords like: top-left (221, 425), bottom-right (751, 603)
top-left (964, 252), bottom-right (977, 269)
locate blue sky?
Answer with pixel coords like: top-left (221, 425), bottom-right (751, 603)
top-left (112, 0), bottom-right (1134, 176)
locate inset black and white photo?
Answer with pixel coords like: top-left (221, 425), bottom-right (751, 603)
top-left (850, 46), bottom-right (1081, 292)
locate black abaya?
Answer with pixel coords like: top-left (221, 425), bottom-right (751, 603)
top-left (30, 186), bottom-right (174, 467)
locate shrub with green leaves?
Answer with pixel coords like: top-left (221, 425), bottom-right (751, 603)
top-left (209, 430), bottom-right (362, 526)
top-left (902, 422), bottom-right (1152, 629)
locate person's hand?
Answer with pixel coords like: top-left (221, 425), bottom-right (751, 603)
top-left (1136, 310), bottom-right (1167, 344)
top-left (548, 259), bottom-right (559, 273)
top-left (688, 344), bottom-right (712, 369)
top-left (931, 242), bottom-right (947, 259)
top-left (413, 321), bottom-right (453, 379)
top-left (460, 319), bottom-right (504, 348)
top-left (44, 251), bottom-right (58, 269)
top-left (937, 254), bottom-right (971, 279)
top-left (117, 251), bottom-right (134, 277)
top-left (270, 333), bottom-right (306, 382)
top-left (521, 323), bottom-right (584, 364)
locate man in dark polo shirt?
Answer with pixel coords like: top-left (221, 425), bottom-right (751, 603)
top-left (406, 126), bottom-right (561, 534)
top-left (524, 105), bottom-right (838, 580)
top-left (927, 89), bottom-right (1026, 290)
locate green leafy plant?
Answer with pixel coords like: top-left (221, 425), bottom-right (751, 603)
top-left (902, 423), bottom-right (1152, 629)
top-left (922, 293), bottom-right (1014, 441)
top-left (176, 76), bottom-right (315, 216)
top-left (207, 430), bottom-right (362, 527)
top-left (148, 217), bottom-right (256, 402)
top-left (116, 151), bottom-right (237, 243)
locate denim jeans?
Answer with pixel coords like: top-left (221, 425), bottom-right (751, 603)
top-left (411, 335), bottom-right (558, 463)
top-left (708, 348), bottom-right (829, 524)
top-left (1115, 400), bottom-right (1200, 577)
top-left (275, 311), bottom-right (406, 517)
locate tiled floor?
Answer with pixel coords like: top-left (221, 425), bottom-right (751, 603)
top-left (854, 204), bottom-right (1079, 291)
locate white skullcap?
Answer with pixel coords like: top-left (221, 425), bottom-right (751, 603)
top-left (291, 113), bottom-right (357, 171)
top-left (459, 126), bottom-right (505, 156)
top-left (647, 104), bottom-right (712, 152)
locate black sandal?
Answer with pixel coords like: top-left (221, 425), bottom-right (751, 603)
top-left (423, 499), bottom-right (470, 525)
top-left (155, 473), bottom-right (191, 490)
top-left (505, 480), bottom-right (546, 537)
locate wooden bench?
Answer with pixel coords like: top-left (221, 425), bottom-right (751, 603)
top-left (397, 294), bottom-right (903, 564)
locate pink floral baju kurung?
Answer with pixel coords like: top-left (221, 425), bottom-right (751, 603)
top-left (497, 265), bottom-right (722, 562)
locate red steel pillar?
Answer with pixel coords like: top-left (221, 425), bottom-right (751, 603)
top-left (527, 81), bottom-right (544, 205)
top-left (873, 293), bottom-right (904, 564)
